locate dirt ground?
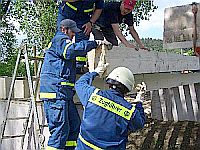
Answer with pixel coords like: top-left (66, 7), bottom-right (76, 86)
top-left (126, 100), bottom-right (200, 150)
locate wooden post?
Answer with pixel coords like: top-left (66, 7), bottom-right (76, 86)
top-left (33, 46), bottom-right (37, 76)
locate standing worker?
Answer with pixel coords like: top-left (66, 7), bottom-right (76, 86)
top-left (93, 0), bottom-right (148, 50)
top-left (57, 0), bottom-right (104, 74)
top-left (74, 58), bottom-right (146, 149)
top-left (40, 19), bottom-right (100, 150)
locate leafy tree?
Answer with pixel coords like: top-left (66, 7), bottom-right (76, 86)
top-left (11, 0), bottom-right (57, 52)
top-left (0, 0), bottom-right (33, 77)
top-left (0, 0), bottom-right (16, 62)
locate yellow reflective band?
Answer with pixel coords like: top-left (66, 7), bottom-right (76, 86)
top-left (88, 91), bottom-right (135, 120)
top-left (61, 82), bottom-right (75, 87)
top-left (66, 2), bottom-right (77, 11)
top-left (66, 141), bottom-right (77, 147)
top-left (76, 56), bottom-right (88, 62)
top-left (40, 93), bottom-right (56, 99)
top-left (65, 2), bottom-right (93, 13)
top-left (63, 42), bottom-right (72, 59)
top-left (46, 146), bottom-right (59, 150)
top-left (47, 42), bottom-right (52, 49)
top-left (79, 134), bottom-right (102, 150)
top-left (84, 8), bottom-right (93, 13)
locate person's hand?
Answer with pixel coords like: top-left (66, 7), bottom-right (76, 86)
top-left (94, 53), bottom-right (109, 77)
top-left (126, 43), bottom-right (139, 51)
top-left (134, 82), bottom-right (147, 103)
top-left (82, 22), bottom-right (92, 35)
top-left (140, 46), bottom-right (150, 51)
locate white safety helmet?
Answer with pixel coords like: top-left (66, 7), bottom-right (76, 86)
top-left (106, 67), bottom-right (135, 92)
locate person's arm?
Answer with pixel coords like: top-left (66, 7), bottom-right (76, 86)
top-left (111, 23), bottom-right (136, 48)
top-left (129, 26), bottom-right (149, 50)
top-left (82, 0), bottom-right (104, 35)
top-left (82, 9), bottom-right (102, 35)
top-left (128, 102), bottom-right (146, 132)
top-left (75, 72), bottom-right (98, 106)
top-left (63, 40), bottom-right (98, 59)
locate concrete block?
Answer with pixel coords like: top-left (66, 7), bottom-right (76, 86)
top-left (0, 77), bottom-right (12, 99)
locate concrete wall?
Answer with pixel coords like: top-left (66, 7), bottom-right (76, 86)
top-left (163, 3), bottom-right (200, 49)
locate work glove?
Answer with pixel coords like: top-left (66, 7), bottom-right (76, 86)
top-left (95, 40), bottom-right (113, 50)
top-left (134, 82), bottom-right (147, 103)
top-left (94, 53), bottom-right (109, 77)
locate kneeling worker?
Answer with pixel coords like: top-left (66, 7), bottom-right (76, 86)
top-left (75, 57), bottom-right (146, 149)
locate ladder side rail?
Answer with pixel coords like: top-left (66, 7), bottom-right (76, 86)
top-left (0, 48), bottom-right (22, 143)
top-left (23, 45), bottom-right (41, 150)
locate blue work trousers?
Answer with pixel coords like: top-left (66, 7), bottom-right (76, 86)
top-left (44, 99), bottom-right (81, 150)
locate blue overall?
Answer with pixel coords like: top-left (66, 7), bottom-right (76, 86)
top-left (40, 31), bottom-right (97, 150)
top-left (74, 72), bottom-right (146, 150)
top-left (57, 1), bottom-right (104, 73)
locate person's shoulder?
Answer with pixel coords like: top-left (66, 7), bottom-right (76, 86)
top-left (105, 2), bottom-right (121, 9)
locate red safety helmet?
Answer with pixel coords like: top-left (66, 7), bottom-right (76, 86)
top-left (123, 0), bottom-right (137, 10)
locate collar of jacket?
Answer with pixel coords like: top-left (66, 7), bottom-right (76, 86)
top-left (53, 31), bottom-right (71, 43)
top-left (107, 89), bottom-right (124, 98)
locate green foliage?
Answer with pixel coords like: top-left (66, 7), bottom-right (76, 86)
top-left (0, 0), bottom-right (34, 77)
top-left (0, 0), bottom-right (16, 62)
top-left (11, 0), bottom-right (57, 51)
top-left (133, 0), bottom-right (158, 26)
top-left (140, 38), bottom-right (163, 51)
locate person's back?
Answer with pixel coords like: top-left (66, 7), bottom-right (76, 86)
top-left (75, 66), bottom-right (146, 150)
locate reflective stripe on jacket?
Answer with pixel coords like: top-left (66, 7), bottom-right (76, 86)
top-left (75, 72), bottom-right (146, 149)
top-left (58, 0), bottom-right (104, 22)
top-left (40, 31), bottom-right (97, 100)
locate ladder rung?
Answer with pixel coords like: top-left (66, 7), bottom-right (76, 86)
top-left (40, 124), bottom-right (48, 128)
top-left (7, 117), bottom-right (29, 120)
top-left (3, 134), bottom-right (25, 139)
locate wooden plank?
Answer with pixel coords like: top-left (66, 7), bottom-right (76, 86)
top-left (163, 88), bottom-right (173, 121)
top-left (159, 89), bottom-right (167, 121)
top-left (194, 83), bottom-right (200, 121)
top-left (106, 47), bottom-right (200, 74)
top-left (183, 85), bottom-right (195, 121)
top-left (151, 90), bottom-right (163, 120)
top-left (178, 86), bottom-right (189, 120)
top-left (189, 84), bottom-right (199, 121)
top-left (171, 87), bottom-right (186, 121)
top-left (169, 87), bottom-right (178, 121)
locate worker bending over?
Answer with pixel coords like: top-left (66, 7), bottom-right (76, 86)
top-left (40, 19), bottom-right (100, 150)
top-left (57, 0), bottom-right (104, 74)
top-left (93, 0), bottom-right (148, 50)
top-left (75, 57), bottom-right (146, 149)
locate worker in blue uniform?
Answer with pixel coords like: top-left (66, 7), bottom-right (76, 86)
top-left (57, 0), bottom-right (104, 74)
top-left (75, 57), bottom-right (146, 150)
top-left (40, 19), bottom-right (100, 150)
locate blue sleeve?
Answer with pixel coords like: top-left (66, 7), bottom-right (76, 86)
top-left (95, 0), bottom-right (104, 9)
top-left (75, 72), bottom-right (99, 106)
top-left (128, 102), bottom-right (146, 132)
top-left (65, 40), bottom-right (97, 59)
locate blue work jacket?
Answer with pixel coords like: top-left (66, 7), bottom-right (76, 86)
top-left (58, 0), bottom-right (104, 24)
top-left (40, 31), bottom-right (97, 100)
top-left (75, 72), bottom-right (146, 150)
